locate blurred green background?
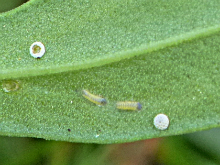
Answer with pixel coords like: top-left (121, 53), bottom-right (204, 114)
top-left (0, 128), bottom-right (220, 165)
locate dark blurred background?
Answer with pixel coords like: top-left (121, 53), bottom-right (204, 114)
top-left (0, 128), bottom-right (219, 165)
top-left (0, 0), bottom-right (28, 13)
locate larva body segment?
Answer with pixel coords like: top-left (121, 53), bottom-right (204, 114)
top-left (82, 90), bottom-right (107, 106)
top-left (116, 101), bottom-right (142, 111)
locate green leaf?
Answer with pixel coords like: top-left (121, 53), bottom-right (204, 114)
top-left (1, 0), bottom-right (220, 143)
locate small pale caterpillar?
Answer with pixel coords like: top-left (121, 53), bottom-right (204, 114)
top-left (82, 90), bottom-right (107, 106)
top-left (116, 101), bottom-right (142, 111)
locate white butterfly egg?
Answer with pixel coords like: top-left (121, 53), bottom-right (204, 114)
top-left (30, 42), bottom-right (45, 58)
top-left (154, 114), bottom-right (169, 130)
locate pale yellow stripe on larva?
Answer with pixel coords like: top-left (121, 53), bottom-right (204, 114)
top-left (82, 90), bottom-right (107, 106)
top-left (116, 101), bottom-right (142, 111)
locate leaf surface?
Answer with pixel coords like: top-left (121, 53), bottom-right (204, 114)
top-left (0, 0), bottom-right (220, 143)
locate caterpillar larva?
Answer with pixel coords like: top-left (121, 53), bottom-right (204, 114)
top-left (82, 90), bottom-right (107, 106)
top-left (116, 101), bottom-right (142, 111)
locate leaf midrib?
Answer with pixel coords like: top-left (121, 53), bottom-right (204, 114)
top-left (1, 24), bottom-right (220, 80)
